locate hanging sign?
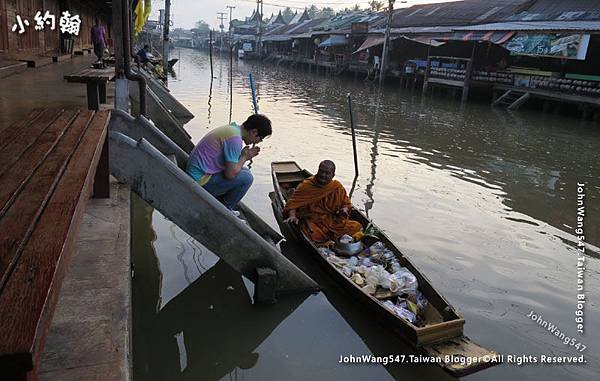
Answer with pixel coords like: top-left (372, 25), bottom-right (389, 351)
top-left (504, 33), bottom-right (590, 60)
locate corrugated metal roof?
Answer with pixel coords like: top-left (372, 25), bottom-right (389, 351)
top-left (389, 0), bottom-right (532, 27)
top-left (453, 20), bottom-right (600, 31)
top-left (506, 0), bottom-right (600, 21)
top-left (371, 26), bottom-right (455, 34)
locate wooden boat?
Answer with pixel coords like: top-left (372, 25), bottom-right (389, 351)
top-left (269, 161), bottom-right (500, 377)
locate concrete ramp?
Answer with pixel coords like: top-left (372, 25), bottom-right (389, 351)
top-left (108, 130), bottom-right (318, 294)
top-left (139, 69), bottom-right (195, 125)
top-left (128, 81), bottom-right (194, 153)
top-left (109, 110), bottom-right (283, 243)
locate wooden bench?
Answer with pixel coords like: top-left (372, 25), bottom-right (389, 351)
top-left (0, 108), bottom-right (111, 380)
top-left (64, 67), bottom-right (116, 110)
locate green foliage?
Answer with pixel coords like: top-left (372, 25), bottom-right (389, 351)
top-left (194, 20), bottom-right (210, 33)
top-left (320, 7), bottom-right (335, 18)
top-left (369, 0), bottom-right (384, 11)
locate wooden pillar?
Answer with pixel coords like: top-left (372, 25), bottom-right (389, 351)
top-left (461, 42), bottom-right (476, 104)
top-left (86, 82), bottom-right (100, 110)
top-left (422, 57), bottom-right (431, 94)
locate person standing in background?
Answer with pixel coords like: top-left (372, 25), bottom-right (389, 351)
top-left (90, 18), bottom-right (107, 62)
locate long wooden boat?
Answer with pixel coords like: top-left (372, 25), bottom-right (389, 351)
top-left (269, 161), bottom-right (500, 377)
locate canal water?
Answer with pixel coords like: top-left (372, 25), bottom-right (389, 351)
top-left (132, 48), bottom-right (599, 381)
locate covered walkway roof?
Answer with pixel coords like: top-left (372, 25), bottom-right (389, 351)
top-left (452, 20), bottom-right (600, 32)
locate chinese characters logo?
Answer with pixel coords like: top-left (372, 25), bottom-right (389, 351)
top-left (12, 10), bottom-right (81, 35)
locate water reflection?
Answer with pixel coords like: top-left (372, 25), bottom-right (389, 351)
top-left (134, 49), bottom-right (600, 381)
top-left (364, 90), bottom-right (383, 217)
top-left (132, 195), bottom-right (309, 380)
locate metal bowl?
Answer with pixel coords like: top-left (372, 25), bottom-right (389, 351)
top-left (334, 239), bottom-right (364, 256)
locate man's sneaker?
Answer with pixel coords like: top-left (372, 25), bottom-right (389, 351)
top-left (230, 209), bottom-right (247, 223)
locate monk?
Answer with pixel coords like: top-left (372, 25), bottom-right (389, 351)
top-left (283, 160), bottom-right (362, 244)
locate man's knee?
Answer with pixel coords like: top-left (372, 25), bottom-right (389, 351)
top-left (238, 169), bottom-right (254, 187)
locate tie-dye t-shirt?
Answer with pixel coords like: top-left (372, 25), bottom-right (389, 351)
top-left (186, 123), bottom-right (243, 185)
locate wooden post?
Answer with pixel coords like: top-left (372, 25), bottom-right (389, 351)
top-left (379, 0), bottom-right (395, 86)
top-left (98, 81), bottom-right (107, 104)
top-left (461, 42), bottom-right (476, 104)
top-left (163, 0), bottom-right (172, 83)
top-left (209, 30), bottom-right (213, 78)
top-left (347, 94), bottom-right (359, 179)
top-left (86, 83), bottom-right (100, 110)
top-left (93, 137), bottom-right (110, 198)
top-left (112, 0), bottom-right (128, 111)
top-left (422, 43), bottom-right (432, 94)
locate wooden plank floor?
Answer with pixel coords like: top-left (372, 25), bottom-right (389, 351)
top-left (0, 109), bottom-right (110, 375)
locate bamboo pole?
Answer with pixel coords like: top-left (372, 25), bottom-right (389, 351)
top-left (209, 30), bottom-right (214, 78)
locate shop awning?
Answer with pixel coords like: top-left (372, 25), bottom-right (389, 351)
top-left (398, 35), bottom-right (447, 47)
top-left (353, 35), bottom-right (385, 53)
top-left (262, 35), bottom-right (292, 42)
top-left (353, 35), bottom-right (444, 54)
top-left (318, 35), bottom-right (348, 48)
top-left (452, 30), bottom-right (516, 44)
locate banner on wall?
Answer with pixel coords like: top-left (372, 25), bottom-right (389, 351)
top-left (504, 33), bottom-right (591, 60)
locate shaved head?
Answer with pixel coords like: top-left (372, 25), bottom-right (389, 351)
top-left (315, 160), bottom-right (336, 186)
top-left (319, 160), bottom-right (336, 171)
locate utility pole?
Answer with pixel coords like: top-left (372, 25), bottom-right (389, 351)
top-left (379, 0), bottom-right (395, 85)
top-left (163, 0), bottom-right (171, 79)
top-left (227, 5), bottom-right (235, 50)
top-left (217, 12), bottom-right (227, 51)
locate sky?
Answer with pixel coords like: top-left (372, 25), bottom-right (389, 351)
top-left (148, 0), bottom-right (462, 31)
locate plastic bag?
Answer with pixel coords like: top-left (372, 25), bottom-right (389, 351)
top-left (369, 241), bottom-right (386, 254)
top-left (392, 267), bottom-right (418, 293)
top-left (351, 273), bottom-right (365, 286)
top-left (365, 265), bottom-right (390, 287)
top-left (342, 266), bottom-right (353, 277)
top-left (362, 284), bottom-right (376, 295)
top-left (318, 247), bottom-right (335, 257)
top-left (326, 255), bottom-right (347, 268)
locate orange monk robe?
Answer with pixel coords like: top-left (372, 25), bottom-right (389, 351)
top-left (284, 176), bottom-right (362, 243)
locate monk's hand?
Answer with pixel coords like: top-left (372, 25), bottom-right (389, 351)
top-left (337, 207), bottom-right (350, 218)
top-left (284, 210), bottom-right (299, 224)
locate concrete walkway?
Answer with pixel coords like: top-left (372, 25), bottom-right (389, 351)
top-left (0, 54), bottom-right (111, 126)
top-left (39, 179), bottom-right (131, 381)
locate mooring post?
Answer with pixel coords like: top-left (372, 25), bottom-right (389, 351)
top-left (347, 94), bottom-right (359, 179)
top-left (209, 30), bottom-right (213, 78)
top-left (461, 42), bottom-right (476, 105)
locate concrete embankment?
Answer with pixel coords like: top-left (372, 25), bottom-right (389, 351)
top-left (39, 179), bottom-right (131, 380)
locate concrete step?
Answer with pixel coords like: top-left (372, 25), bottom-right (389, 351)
top-left (52, 54), bottom-right (72, 63)
top-left (0, 61), bottom-right (27, 78)
top-left (19, 56), bottom-right (53, 68)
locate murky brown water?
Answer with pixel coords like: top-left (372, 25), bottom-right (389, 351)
top-left (132, 48), bottom-right (599, 380)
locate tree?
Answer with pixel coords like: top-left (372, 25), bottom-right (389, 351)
top-left (353, 4), bottom-right (362, 11)
top-left (195, 20), bottom-right (210, 33)
top-left (319, 7), bottom-right (335, 18)
top-left (369, 1), bottom-right (384, 11)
